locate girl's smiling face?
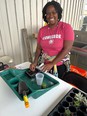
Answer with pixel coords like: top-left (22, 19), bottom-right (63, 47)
top-left (46, 5), bottom-right (58, 28)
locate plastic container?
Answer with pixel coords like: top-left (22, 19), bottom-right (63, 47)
top-left (62, 101), bottom-right (69, 109)
top-left (48, 88), bottom-right (87, 116)
top-left (57, 105), bottom-right (65, 115)
top-left (69, 106), bottom-right (76, 115)
top-left (36, 73), bottom-right (44, 86)
top-left (66, 96), bottom-right (73, 105)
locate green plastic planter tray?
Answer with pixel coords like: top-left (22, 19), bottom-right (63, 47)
top-left (0, 68), bottom-right (59, 100)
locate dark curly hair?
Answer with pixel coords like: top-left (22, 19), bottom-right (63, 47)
top-left (42, 1), bottom-right (63, 23)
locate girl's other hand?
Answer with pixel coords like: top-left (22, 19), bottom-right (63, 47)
top-left (29, 63), bottom-right (37, 71)
top-left (41, 62), bottom-right (53, 72)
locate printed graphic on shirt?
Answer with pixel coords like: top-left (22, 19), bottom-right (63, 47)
top-left (49, 39), bottom-right (54, 44)
top-left (42, 34), bottom-right (61, 44)
top-left (42, 34), bottom-right (61, 40)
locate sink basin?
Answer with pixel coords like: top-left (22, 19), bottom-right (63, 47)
top-left (82, 46), bottom-right (87, 49)
top-left (73, 41), bottom-right (87, 48)
top-left (71, 41), bottom-right (87, 70)
top-left (73, 41), bottom-right (87, 52)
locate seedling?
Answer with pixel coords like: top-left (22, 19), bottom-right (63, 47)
top-left (74, 92), bottom-right (87, 107)
top-left (41, 83), bottom-right (47, 89)
top-left (65, 109), bottom-right (71, 116)
top-left (75, 92), bottom-right (83, 102)
top-left (83, 97), bottom-right (87, 106)
top-left (74, 100), bottom-right (81, 107)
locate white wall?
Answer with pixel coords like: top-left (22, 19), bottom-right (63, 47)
top-left (0, 0), bottom-right (84, 65)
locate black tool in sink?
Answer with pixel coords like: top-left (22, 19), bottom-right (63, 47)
top-left (18, 81), bottom-right (30, 108)
top-left (25, 68), bottom-right (41, 77)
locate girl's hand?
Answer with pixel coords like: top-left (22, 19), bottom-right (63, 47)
top-left (30, 63), bottom-right (37, 71)
top-left (41, 62), bottom-right (53, 72)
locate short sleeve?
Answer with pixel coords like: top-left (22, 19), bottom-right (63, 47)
top-left (37, 28), bottom-right (42, 44)
top-left (64, 24), bottom-right (74, 41)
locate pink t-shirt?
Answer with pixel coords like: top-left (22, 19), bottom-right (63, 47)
top-left (37, 21), bottom-right (74, 65)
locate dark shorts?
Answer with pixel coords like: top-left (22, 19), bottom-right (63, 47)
top-left (49, 64), bottom-right (67, 78)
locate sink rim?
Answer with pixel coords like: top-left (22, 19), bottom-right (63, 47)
top-left (72, 46), bottom-right (87, 53)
